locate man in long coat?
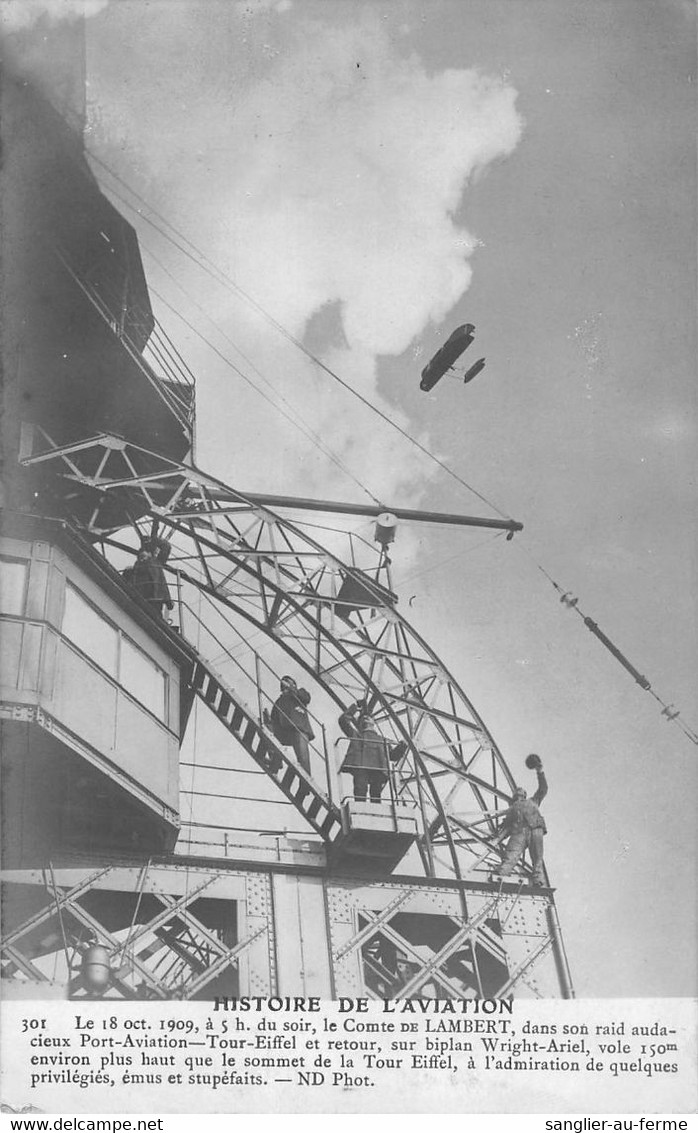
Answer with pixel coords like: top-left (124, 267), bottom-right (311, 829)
top-left (338, 702), bottom-right (390, 803)
top-left (269, 676), bottom-right (314, 775)
top-left (123, 537), bottom-right (173, 619)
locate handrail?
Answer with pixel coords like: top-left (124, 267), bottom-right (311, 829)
top-left (54, 248), bottom-right (195, 430)
top-left (172, 593), bottom-right (333, 793)
top-left (81, 265), bottom-right (197, 392)
top-left (163, 579), bottom-right (425, 817)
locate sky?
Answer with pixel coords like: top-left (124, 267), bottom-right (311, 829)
top-left (4, 0), bottom-right (696, 999)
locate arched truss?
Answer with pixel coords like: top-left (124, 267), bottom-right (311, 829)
top-left (21, 427), bottom-right (526, 888)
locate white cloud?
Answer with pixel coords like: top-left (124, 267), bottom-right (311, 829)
top-left (0, 0), bottom-right (108, 31)
top-left (89, 10), bottom-right (522, 511)
top-left (221, 26), bottom-right (522, 356)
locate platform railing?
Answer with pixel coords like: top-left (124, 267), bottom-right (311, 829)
top-left (54, 246), bottom-right (196, 430)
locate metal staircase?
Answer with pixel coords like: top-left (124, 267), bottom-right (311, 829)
top-left (188, 654), bottom-right (343, 844)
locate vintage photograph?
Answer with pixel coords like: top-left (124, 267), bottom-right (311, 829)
top-left (0, 0), bottom-right (695, 1088)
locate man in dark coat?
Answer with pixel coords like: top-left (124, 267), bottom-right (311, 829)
top-left (494, 754), bottom-right (548, 885)
top-left (269, 676), bottom-right (314, 774)
top-left (123, 537), bottom-right (173, 619)
top-left (338, 701), bottom-right (390, 803)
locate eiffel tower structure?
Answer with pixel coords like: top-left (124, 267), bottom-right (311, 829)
top-left (0, 33), bottom-right (573, 1003)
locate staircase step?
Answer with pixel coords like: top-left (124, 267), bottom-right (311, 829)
top-left (192, 664), bottom-right (208, 693)
top-left (280, 766), bottom-right (297, 793)
top-left (320, 814), bottom-right (342, 841)
top-left (305, 797), bottom-right (323, 823)
top-left (217, 691), bottom-right (232, 722)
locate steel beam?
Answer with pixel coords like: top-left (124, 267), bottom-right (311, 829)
top-left (202, 490), bottom-right (523, 534)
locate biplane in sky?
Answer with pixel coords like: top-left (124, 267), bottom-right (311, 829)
top-left (419, 323), bottom-right (485, 392)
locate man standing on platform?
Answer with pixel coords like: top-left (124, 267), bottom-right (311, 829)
top-left (493, 753), bottom-right (548, 886)
top-left (338, 701), bottom-right (391, 803)
top-left (123, 536), bottom-right (174, 620)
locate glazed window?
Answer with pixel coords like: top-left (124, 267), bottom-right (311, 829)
top-left (120, 634), bottom-right (167, 720)
top-left (62, 582), bottom-right (168, 722)
top-left (63, 583), bottom-right (119, 678)
top-left (0, 557), bottom-right (28, 616)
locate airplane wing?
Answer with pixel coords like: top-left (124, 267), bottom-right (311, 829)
top-left (419, 324), bottom-right (475, 391)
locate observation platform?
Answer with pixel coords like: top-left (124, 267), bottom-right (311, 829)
top-left (330, 799), bottom-right (422, 873)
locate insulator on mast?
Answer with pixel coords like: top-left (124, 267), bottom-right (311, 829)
top-left (582, 617), bottom-right (651, 690)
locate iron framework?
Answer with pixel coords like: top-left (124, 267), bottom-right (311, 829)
top-left (21, 426), bottom-right (535, 892)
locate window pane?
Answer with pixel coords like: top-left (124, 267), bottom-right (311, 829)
top-left (0, 558), bottom-right (28, 615)
top-left (120, 635), bottom-right (167, 721)
top-left (63, 584), bottom-right (118, 677)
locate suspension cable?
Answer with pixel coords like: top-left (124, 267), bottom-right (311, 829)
top-left (90, 153), bottom-right (697, 749)
top-left (142, 244), bottom-right (383, 507)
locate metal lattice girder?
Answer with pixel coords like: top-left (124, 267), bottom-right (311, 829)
top-left (2, 944), bottom-right (51, 983)
top-left (335, 884), bottom-right (505, 994)
top-left (334, 890), bottom-right (413, 962)
top-left (0, 866), bottom-right (114, 951)
top-left (326, 880), bottom-right (563, 999)
top-left (42, 879), bottom-right (172, 999)
top-left (393, 902), bottom-right (506, 1000)
top-left (20, 428), bottom-right (531, 887)
top-left (496, 936), bottom-right (554, 998)
top-left (149, 892), bottom-right (267, 999)
top-left (362, 918), bottom-right (472, 1000)
top-left (1, 864), bottom-right (276, 1000)
top-left (181, 925), bottom-right (267, 1000)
